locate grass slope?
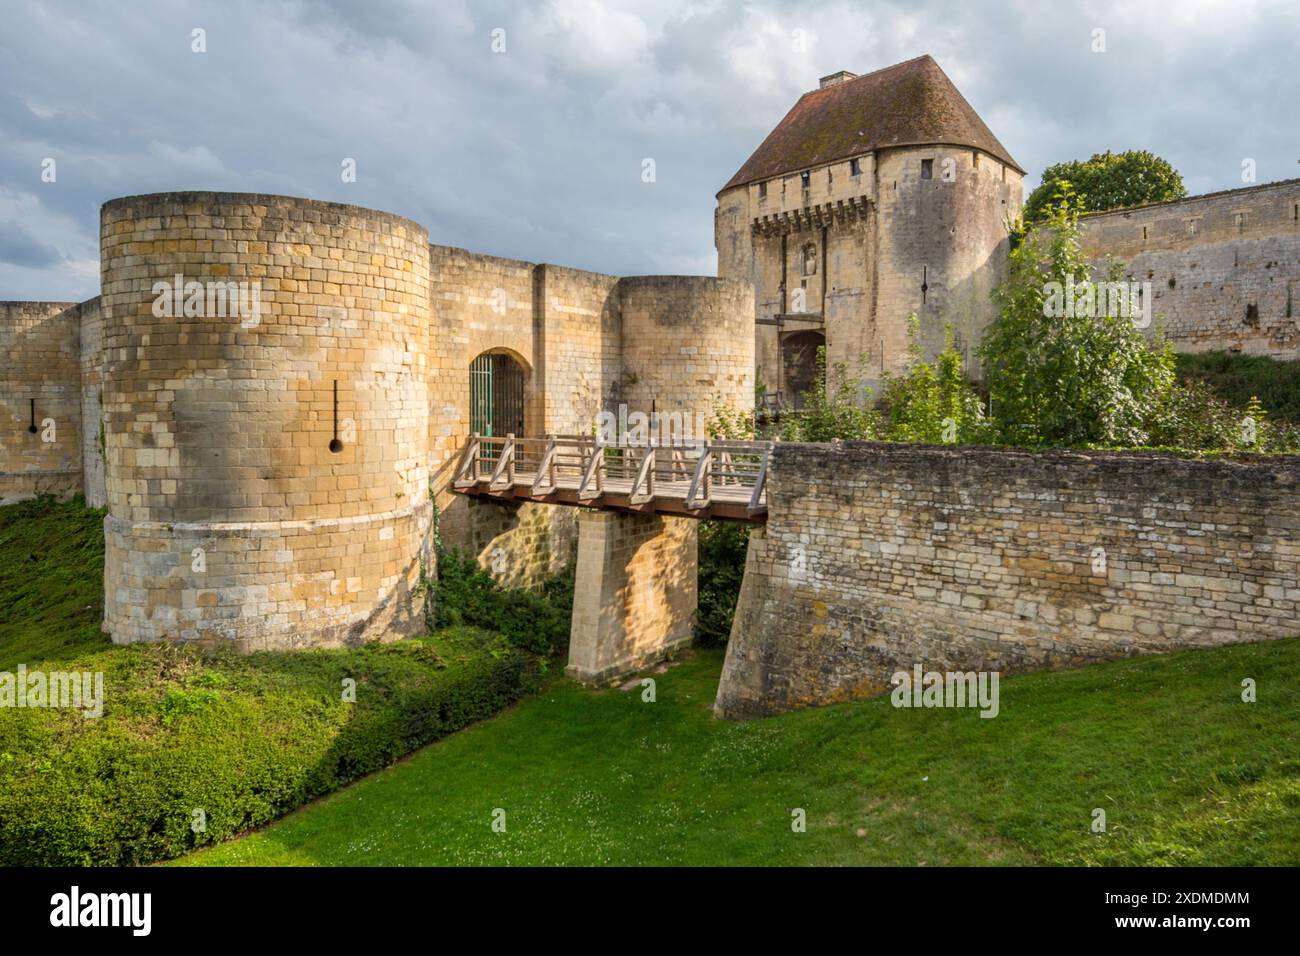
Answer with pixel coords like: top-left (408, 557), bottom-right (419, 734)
top-left (0, 497), bottom-right (549, 865)
top-left (0, 496), bottom-right (110, 669)
top-left (183, 640), bottom-right (1300, 867)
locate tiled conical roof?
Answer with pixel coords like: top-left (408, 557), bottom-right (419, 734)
top-left (720, 54), bottom-right (1022, 194)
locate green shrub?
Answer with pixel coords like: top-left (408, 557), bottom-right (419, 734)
top-left (981, 184), bottom-right (1178, 448)
top-left (1175, 351), bottom-right (1300, 424)
top-left (0, 627), bottom-right (532, 866)
top-left (879, 318), bottom-right (990, 444)
top-left (1144, 380), bottom-right (1300, 453)
top-left (0, 496), bottom-right (545, 866)
top-left (695, 521), bottom-right (750, 646)
top-left (779, 347), bottom-right (879, 441)
top-left (433, 546), bottom-right (573, 655)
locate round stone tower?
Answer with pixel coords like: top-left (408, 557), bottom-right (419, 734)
top-left (100, 192), bottom-right (431, 650)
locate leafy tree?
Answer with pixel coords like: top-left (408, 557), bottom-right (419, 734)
top-left (707, 398), bottom-right (756, 440)
top-left (880, 316), bottom-right (990, 443)
top-left (1023, 150), bottom-right (1186, 224)
top-left (979, 184), bottom-right (1177, 447)
top-left (779, 347), bottom-right (879, 441)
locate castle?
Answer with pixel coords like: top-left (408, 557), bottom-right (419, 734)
top-left (716, 54), bottom-right (1300, 404)
top-left (715, 55), bottom-right (1024, 400)
top-left (3, 55), bottom-right (1299, 675)
top-left (3, 194), bottom-right (751, 662)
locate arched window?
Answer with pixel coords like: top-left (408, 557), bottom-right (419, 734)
top-left (469, 350), bottom-right (526, 438)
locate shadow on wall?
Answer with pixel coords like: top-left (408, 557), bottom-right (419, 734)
top-left (453, 495), bottom-right (577, 591)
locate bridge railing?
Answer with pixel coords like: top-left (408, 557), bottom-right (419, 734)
top-left (453, 433), bottom-right (769, 515)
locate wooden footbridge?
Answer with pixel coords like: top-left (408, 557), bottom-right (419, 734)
top-left (452, 434), bottom-right (771, 523)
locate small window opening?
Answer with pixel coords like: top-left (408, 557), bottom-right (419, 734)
top-left (972, 151), bottom-right (979, 168)
top-left (800, 170), bottom-right (810, 189)
top-left (921, 266), bottom-right (929, 304)
top-left (1245, 303), bottom-right (1259, 326)
top-left (1142, 226), bottom-right (1148, 241)
top-left (1001, 165), bottom-right (1007, 183)
top-left (850, 157), bottom-right (861, 176)
top-left (758, 181), bottom-right (767, 199)
top-left (920, 159), bottom-right (933, 180)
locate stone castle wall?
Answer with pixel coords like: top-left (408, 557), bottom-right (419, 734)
top-left (99, 192), bottom-right (432, 651)
top-left (428, 261), bottom-right (755, 590)
top-left (870, 146), bottom-right (1021, 378)
top-left (619, 275), bottom-right (755, 425)
top-left (0, 301), bottom-right (84, 504)
top-left (79, 297), bottom-right (106, 507)
top-left (426, 245), bottom-right (570, 586)
top-left (1081, 178), bottom-right (1300, 358)
top-left (0, 190), bottom-right (754, 651)
top-left (716, 441), bottom-right (1300, 718)
top-left (426, 247), bottom-right (624, 588)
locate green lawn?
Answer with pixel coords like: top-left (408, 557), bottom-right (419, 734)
top-left (181, 639), bottom-right (1300, 867)
top-left (5, 496), bottom-right (1299, 867)
top-left (0, 497), bottom-right (547, 866)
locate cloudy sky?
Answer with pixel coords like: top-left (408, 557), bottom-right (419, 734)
top-left (2, 0), bottom-right (1296, 300)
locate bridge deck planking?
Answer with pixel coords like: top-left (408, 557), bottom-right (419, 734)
top-left (451, 434), bottom-right (769, 523)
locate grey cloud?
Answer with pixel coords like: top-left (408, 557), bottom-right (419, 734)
top-left (1, 0), bottom-right (1297, 301)
top-left (0, 219), bottom-right (67, 268)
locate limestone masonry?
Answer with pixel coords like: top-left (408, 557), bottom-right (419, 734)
top-left (716, 442), bottom-right (1300, 718)
top-left (716, 55), bottom-right (1300, 405)
top-left (1080, 178), bottom-right (1300, 357)
top-left (3, 190), bottom-right (752, 653)
top-left (2, 54), bottom-right (1298, 705)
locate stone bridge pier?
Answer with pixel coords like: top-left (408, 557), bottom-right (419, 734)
top-left (565, 510), bottom-right (697, 684)
top-left (451, 435), bottom-right (772, 684)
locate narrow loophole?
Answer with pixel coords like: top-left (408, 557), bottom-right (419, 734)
top-left (329, 380), bottom-right (343, 453)
top-left (27, 398), bottom-right (38, 434)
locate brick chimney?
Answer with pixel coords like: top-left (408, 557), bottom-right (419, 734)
top-left (818, 70), bottom-right (857, 89)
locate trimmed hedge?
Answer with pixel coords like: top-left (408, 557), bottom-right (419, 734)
top-left (0, 495), bottom-right (579, 866)
top-left (0, 628), bottom-right (533, 865)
